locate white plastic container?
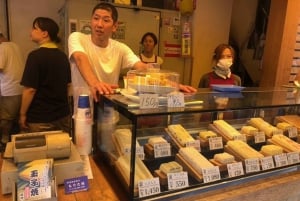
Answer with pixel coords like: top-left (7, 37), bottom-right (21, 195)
top-left (74, 94), bottom-right (93, 155)
top-left (75, 118), bottom-right (92, 155)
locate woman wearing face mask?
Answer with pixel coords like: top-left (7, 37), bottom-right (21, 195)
top-left (198, 44), bottom-right (241, 88)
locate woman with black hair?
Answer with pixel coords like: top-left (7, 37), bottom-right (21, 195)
top-left (19, 17), bottom-right (71, 133)
top-left (139, 32), bottom-right (163, 67)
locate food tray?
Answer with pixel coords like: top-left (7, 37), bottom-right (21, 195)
top-left (120, 89), bottom-right (168, 103)
top-left (129, 84), bottom-right (176, 94)
top-left (211, 84), bottom-right (245, 92)
top-left (175, 154), bottom-right (203, 182)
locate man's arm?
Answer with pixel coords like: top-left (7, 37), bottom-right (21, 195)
top-left (19, 87), bottom-right (36, 130)
top-left (71, 51), bottom-right (118, 101)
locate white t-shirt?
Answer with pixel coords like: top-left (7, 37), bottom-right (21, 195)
top-left (0, 42), bottom-right (24, 96)
top-left (68, 32), bottom-right (140, 92)
top-left (140, 53), bottom-right (163, 65)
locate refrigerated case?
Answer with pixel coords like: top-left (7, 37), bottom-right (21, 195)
top-left (95, 87), bottom-right (300, 200)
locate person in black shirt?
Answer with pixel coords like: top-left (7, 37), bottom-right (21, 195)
top-left (19, 17), bottom-right (71, 133)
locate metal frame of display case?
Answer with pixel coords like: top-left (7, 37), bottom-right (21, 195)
top-left (95, 87), bottom-right (300, 200)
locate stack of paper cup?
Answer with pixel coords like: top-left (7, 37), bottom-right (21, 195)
top-left (75, 94), bottom-right (92, 155)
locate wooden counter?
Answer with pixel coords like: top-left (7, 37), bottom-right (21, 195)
top-left (2, 152), bottom-right (300, 201)
top-left (0, 153), bottom-right (127, 201)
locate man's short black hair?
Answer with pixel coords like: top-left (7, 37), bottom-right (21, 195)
top-left (92, 2), bottom-right (118, 23)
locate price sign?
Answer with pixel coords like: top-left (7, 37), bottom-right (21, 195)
top-left (287, 152), bottom-right (300, 165)
top-left (287, 127), bottom-right (298, 138)
top-left (272, 129), bottom-right (283, 136)
top-left (208, 137), bottom-right (223, 150)
top-left (136, 146), bottom-right (145, 160)
top-left (186, 140), bottom-right (201, 152)
top-left (227, 162), bottom-right (244, 177)
top-left (167, 172), bottom-right (189, 190)
top-left (233, 134), bottom-right (247, 142)
top-left (153, 143), bottom-right (171, 158)
top-left (124, 146), bottom-right (131, 155)
top-left (167, 92), bottom-right (185, 107)
top-left (202, 166), bottom-right (221, 183)
top-left (254, 131), bottom-right (266, 143)
top-left (138, 177), bottom-right (161, 198)
top-left (124, 146), bottom-right (145, 160)
top-left (260, 156), bottom-right (275, 170)
top-left (274, 153), bottom-right (288, 167)
top-left (245, 158), bottom-right (260, 173)
top-left (139, 94), bottom-right (159, 109)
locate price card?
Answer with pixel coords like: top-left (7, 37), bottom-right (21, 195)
top-left (260, 156), bottom-right (275, 170)
top-left (136, 146), bottom-right (145, 160)
top-left (245, 158), bottom-right (260, 173)
top-left (138, 177), bottom-right (161, 198)
top-left (287, 127), bottom-right (298, 138)
top-left (233, 134), bottom-right (247, 142)
top-left (272, 129), bottom-right (283, 136)
top-left (208, 137), bottom-right (223, 150)
top-left (202, 166), bottom-right (221, 183)
top-left (167, 172), bottom-right (189, 190)
top-left (227, 162), bottom-right (244, 178)
top-left (186, 140), bottom-right (201, 152)
top-left (124, 146), bottom-right (145, 160)
top-left (153, 143), bottom-right (171, 158)
top-left (274, 153), bottom-right (288, 167)
top-left (124, 146), bottom-right (131, 155)
top-left (167, 92), bottom-right (185, 107)
top-left (139, 94), bottom-right (159, 109)
top-left (254, 131), bottom-right (266, 143)
top-left (287, 152), bottom-right (300, 165)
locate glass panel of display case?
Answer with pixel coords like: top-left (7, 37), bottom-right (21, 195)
top-left (95, 87), bottom-right (300, 200)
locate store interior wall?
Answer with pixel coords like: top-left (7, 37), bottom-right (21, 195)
top-left (1, 0), bottom-right (261, 88)
top-left (4, 0), bottom-right (65, 58)
top-left (0, 0), bottom-right (7, 35)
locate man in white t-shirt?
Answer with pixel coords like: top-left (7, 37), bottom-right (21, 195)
top-left (68, 2), bottom-right (196, 152)
top-left (0, 33), bottom-right (25, 147)
top-left (68, 2), bottom-right (196, 104)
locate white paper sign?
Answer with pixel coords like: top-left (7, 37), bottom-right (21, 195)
top-left (124, 146), bottom-right (145, 160)
top-left (254, 131), bottom-right (266, 143)
top-left (260, 156), bottom-right (275, 170)
top-left (167, 172), bottom-right (189, 190)
top-left (233, 134), bottom-right (247, 142)
top-left (287, 152), bottom-right (300, 165)
top-left (208, 137), bottom-right (223, 150)
top-left (227, 162), bottom-right (244, 177)
top-left (138, 177), bottom-right (161, 198)
top-left (202, 166), bottom-right (221, 183)
top-left (274, 153), bottom-right (288, 167)
top-left (186, 140), bottom-right (201, 152)
top-left (287, 127), bottom-right (298, 138)
top-left (153, 143), bottom-right (171, 158)
top-left (167, 92), bottom-right (185, 107)
top-left (139, 94), bottom-right (159, 109)
top-left (245, 158), bottom-right (260, 173)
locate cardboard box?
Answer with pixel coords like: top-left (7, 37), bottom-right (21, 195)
top-left (12, 177), bottom-right (57, 201)
top-left (1, 143), bottom-right (84, 194)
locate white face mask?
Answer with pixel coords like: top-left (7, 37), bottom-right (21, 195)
top-left (217, 58), bottom-right (233, 69)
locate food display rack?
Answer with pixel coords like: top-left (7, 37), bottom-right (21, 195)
top-left (95, 87), bottom-right (300, 200)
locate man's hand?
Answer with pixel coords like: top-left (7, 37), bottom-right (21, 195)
top-left (179, 84), bottom-right (197, 93)
top-left (90, 81), bottom-right (119, 102)
top-left (19, 114), bottom-right (29, 131)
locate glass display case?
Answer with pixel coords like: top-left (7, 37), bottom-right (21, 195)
top-left (95, 87), bottom-right (300, 200)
